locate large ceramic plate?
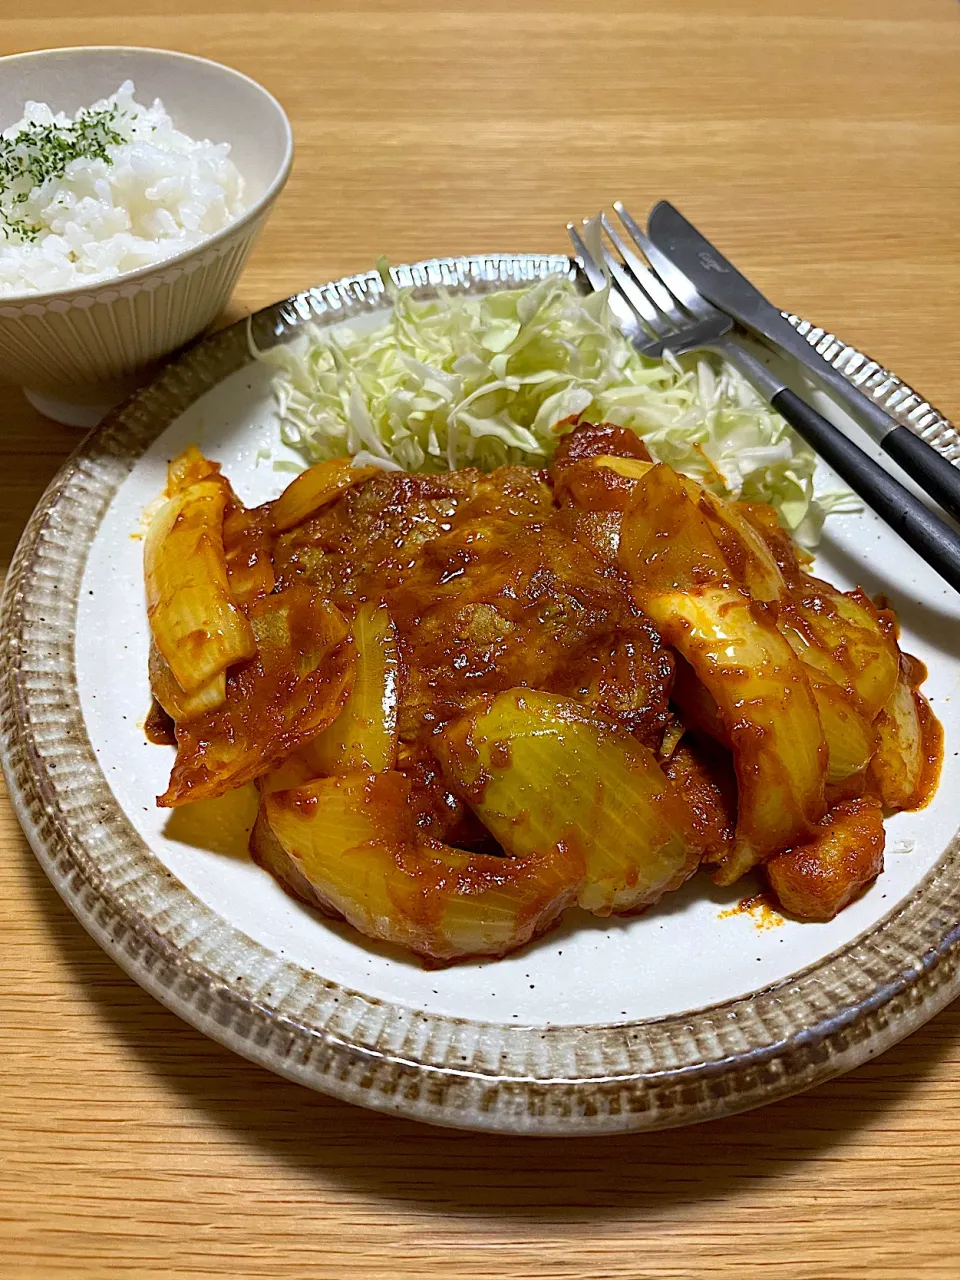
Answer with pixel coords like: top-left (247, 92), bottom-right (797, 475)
top-left (3, 254), bottom-right (960, 1136)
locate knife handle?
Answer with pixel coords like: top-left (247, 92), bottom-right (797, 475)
top-left (805, 361), bottom-right (960, 523)
top-left (880, 425), bottom-right (960, 525)
top-left (770, 388), bottom-right (960, 593)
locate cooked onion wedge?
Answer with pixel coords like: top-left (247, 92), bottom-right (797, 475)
top-left (738, 503), bottom-right (899, 719)
top-left (149, 641), bottom-right (225, 722)
top-left (271, 458), bottom-right (379, 533)
top-left (668, 650), bottom-right (867, 789)
top-left (697, 489), bottom-right (784, 602)
top-left (604, 459), bottom-right (783, 601)
top-left (803, 668), bottom-right (875, 785)
top-left (302, 603), bottom-right (400, 774)
top-left (591, 455), bottom-right (655, 482)
top-left (167, 444), bottom-right (220, 493)
top-left (144, 476), bottom-right (256, 694)
top-left (620, 465), bottom-right (826, 883)
top-left (159, 584), bottom-right (355, 807)
top-left (619, 463), bottom-right (730, 592)
top-left (646, 588), bottom-right (826, 882)
top-left (258, 752), bottom-right (320, 795)
top-left (870, 666), bottom-right (926, 809)
top-left (670, 655), bottom-right (729, 746)
top-left (434, 689), bottom-right (703, 914)
top-left (251, 801), bottom-right (332, 907)
top-left (260, 772), bottom-right (578, 962)
top-left (777, 589), bottom-right (899, 721)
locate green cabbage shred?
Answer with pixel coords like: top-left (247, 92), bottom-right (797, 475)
top-left (257, 268), bottom-right (853, 544)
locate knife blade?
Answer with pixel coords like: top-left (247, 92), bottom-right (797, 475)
top-left (645, 200), bottom-right (894, 426)
top-left (645, 200), bottom-right (960, 523)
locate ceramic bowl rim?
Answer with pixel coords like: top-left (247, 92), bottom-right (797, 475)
top-left (0, 45), bottom-right (294, 307)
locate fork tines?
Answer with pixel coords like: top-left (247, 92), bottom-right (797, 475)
top-left (567, 205), bottom-right (730, 359)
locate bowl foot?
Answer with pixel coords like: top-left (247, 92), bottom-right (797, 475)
top-left (23, 377), bottom-right (147, 427)
top-left (24, 388), bottom-right (127, 429)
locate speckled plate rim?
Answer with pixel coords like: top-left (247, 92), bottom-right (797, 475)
top-left (3, 252), bottom-right (960, 1137)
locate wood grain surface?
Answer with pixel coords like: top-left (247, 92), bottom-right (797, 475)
top-left (2, 2), bottom-right (960, 1277)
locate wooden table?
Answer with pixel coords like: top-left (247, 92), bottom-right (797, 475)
top-left (2, 2), bottom-right (960, 1276)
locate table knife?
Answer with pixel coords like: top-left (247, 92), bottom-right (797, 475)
top-left (645, 200), bottom-right (960, 523)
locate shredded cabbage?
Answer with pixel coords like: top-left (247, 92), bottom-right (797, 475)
top-left (258, 269), bottom-right (851, 543)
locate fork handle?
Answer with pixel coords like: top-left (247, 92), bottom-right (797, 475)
top-left (881, 425), bottom-right (960, 524)
top-left (770, 388), bottom-right (960, 593)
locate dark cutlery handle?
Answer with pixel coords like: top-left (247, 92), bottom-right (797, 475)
top-left (770, 388), bottom-right (960, 593)
top-left (881, 425), bottom-right (960, 525)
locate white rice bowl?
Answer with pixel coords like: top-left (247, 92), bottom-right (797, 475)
top-left (0, 80), bottom-right (246, 296)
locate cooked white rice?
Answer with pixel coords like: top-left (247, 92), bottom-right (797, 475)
top-left (0, 80), bottom-right (246, 297)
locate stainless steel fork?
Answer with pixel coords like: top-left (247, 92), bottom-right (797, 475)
top-left (566, 205), bottom-right (960, 592)
top-left (568, 209), bottom-right (785, 400)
